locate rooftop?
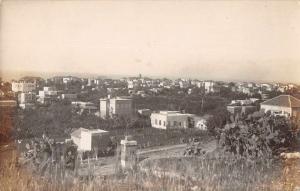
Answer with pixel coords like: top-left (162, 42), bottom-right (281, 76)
top-left (71, 128), bottom-right (108, 138)
top-left (261, 95), bottom-right (300, 108)
top-left (100, 96), bottom-right (132, 101)
top-left (153, 111), bottom-right (194, 117)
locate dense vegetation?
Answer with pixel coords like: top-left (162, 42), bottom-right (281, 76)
top-left (12, 101), bottom-right (149, 140)
top-left (218, 114), bottom-right (299, 159)
top-left (186, 108), bottom-right (300, 161)
top-left (133, 95), bottom-right (228, 115)
top-left (0, 108), bottom-right (16, 144)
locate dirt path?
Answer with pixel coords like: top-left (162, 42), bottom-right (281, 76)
top-left (78, 139), bottom-right (217, 176)
top-left (138, 139), bottom-right (217, 159)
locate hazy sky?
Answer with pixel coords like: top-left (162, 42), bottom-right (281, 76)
top-left (1, 0), bottom-right (300, 82)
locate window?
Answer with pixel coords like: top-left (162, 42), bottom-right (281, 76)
top-left (179, 122), bottom-right (182, 126)
top-left (174, 121), bottom-right (177, 126)
top-left (159, 120), bottom-right (161, 125)
top-left (155, 119), bottom-right (157, 125)
top-left (163, 121), bottom-right (166, 126)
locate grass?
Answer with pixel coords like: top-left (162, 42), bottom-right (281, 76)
top-left (1, 149), bottom-right (299, 191)
top-left (139, 154), bottom-right (283, 191)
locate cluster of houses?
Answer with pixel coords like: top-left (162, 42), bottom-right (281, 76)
top-left (230, 82), bottom-right (298, 99)
top-left (69, 94), bottom-right (300, 157)
top-left (125, 77), bottom-right (221, 95)
top-left (3, 76), bottom-right (300, 169)
top-left (12, 84), bottom-right (78, 109)
top-left (1, 75), bottom-right (300, 121)
top-left (1, 75), bottom-right (299, 119)
top-left (2, 75), bottom-right (299, 109)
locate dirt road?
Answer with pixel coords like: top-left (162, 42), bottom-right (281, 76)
top-left (78, 139), bottom-right (217, 176)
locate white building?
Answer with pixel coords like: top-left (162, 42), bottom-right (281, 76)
top-left (150, 111), bottom-right (194, 129)
top-left (71, 128), bottom-right (109, 152)
top-left (12, 81), bottom-right (36, 93)
top-left (179, 81), bottom-right (190, 89)
top-left (260, 95), bottom-right (300, 118)
top-left (127, 80), bottom-right (140, 89)
top-left (19, 92), bottom-right (36, 104)
top-left (61, 93), bottom-right (77, 100)
top-left (72, 101), bottom-right (98, 113)
top-left (44, 87), bottom-right (55, 91)
top-left (100, 97), bottom-right (132, 119)
top-left (87, 78), bottom-right (95, 86)
top-left (230, 99), bottom-right (254, 106)
top-left (196, 81), bottom-right (204, 88)
top-left (204, 81), bottom-right (220, 94)
top-left (38, 87), bottom-right (58, 98)
top-left (19, 103), bottom-right (35, 109)
top-left (63, 76), bottom-right (80, 84)
top-left (18, 92), bottom-right (36, 109)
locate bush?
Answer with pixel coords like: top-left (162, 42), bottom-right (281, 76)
top-left (217, 115), bottom-right (298, 160)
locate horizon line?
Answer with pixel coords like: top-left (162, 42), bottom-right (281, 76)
top-left (1, 69), bottom-right (299, 85)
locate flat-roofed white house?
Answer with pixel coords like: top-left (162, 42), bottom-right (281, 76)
top-left (150, 111), bottom-right (194, 129)
top-left (260, 95), bottom-right (300, 118)
top-left (71, 128), bottom-right (110, 152)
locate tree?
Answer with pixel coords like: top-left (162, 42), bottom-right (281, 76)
top-left (217, 115), bottom-right (298, 159)
top-left (206, 107), bottom-right (230, 136)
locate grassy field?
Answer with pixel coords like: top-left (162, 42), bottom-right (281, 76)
top-left (1, 148), bottom-right (299, 191)
top-left (139, 155), bottom-right (282, 191)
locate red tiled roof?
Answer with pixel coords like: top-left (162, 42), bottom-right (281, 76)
top-left (261, 95), bottom-right (300, 108)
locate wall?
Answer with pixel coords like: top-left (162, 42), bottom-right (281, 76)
top-left (151, 113), bottom-right (191, 129)
top-left (72, 136), bottom-right (81, 149)
top-left (80, 131), bottom-right (92, 151)
top-left (167, 115), bottom-right (189, 129)
top-left (110, 99), bottom-right (132, 118)
top-left (100, 99), bottom-right (109, 118)
top-left (151, 113), bottom-right (168, 129)
top-left (261, 105), bottom-right (292, 116)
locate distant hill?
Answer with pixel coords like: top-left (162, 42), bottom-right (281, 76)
top-left (19, 76), bottom-right (44, 82)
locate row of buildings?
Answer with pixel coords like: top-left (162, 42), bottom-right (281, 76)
top-left (7, 75), bottom-right (299, 101)
top-left (150, 95), bottom-right (300, 131)
top-left (226, 95), bottom-right (300, 119)
top-left (68, 94), bottom-right (300, 163)
top-left (126, 77), bottom-right (221, 94)
top-left (16, 86), bottom-right (78, 109)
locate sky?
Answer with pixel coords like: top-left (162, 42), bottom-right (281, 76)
top-left (1, 0), bottom-right (300, 83)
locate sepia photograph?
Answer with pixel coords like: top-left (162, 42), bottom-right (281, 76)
top-left (0, 0), bottom-right (300, 190)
